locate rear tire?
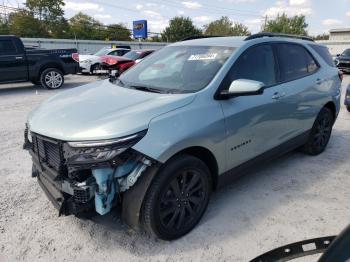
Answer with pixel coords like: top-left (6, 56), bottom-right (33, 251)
top-left (301, 107), bottom-right (334, 155)
top-left (40, 68), bottom-right (64, 89)
top-left (141, 155), bottom-right (212, 240)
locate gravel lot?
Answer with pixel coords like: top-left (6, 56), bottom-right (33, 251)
top-left (0, 75), bottom-right (349, 262)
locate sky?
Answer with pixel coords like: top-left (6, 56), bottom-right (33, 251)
top-left (4, 0), bottom-right (350, 36)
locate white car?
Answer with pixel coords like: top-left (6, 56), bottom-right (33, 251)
top-left (79, 48), bottom-right (130, 74)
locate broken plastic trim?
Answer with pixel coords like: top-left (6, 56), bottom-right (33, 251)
top-left (250, 236), bottom-right (336, 262)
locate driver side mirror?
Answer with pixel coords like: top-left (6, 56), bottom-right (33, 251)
top-left (219, 79), bottom-right (265, 98)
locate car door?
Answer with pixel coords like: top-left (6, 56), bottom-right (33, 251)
top-left (219, 43), bottom-right (292, 169)
top-left (0, 39), bottom-right (27, 82)
top-left (273, 43), bottom-right (321, 137)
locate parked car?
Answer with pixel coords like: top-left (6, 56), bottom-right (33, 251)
top-left (100, 49), bottom-right (155, 76)
top-left (24, 33), bottom-right (341, 240)
top-left (79, 47), bottom-right (130, 74)
top-left (0, 35), bottom-right (79, 89)
top-left (335, 49), bottom-right (350, 73)
top-left (345, 84), bottom-right (350, 112)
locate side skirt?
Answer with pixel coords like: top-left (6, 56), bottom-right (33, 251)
top-left (217, 130), bottom-right (310, 188)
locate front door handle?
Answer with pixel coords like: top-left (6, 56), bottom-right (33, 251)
top-left (15, 56), bottom-right (23, 60)
top-left (272, 92), bottom-right (286, 100)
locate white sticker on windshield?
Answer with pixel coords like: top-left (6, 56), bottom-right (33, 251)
top-left (188, 53), bottom-right (218, 61)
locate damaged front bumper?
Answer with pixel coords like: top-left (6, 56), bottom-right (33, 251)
top-left (24, 128), bottom-right (154, 217)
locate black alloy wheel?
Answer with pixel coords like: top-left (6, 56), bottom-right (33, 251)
top-left (142, 155), bottom-right (212, 240)
top-left (302, 107), bottom-right (334, 155)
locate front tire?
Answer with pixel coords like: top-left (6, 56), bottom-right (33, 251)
top-left (141, 155), bottom-right (212, 240)
top-left (346, 106), bottom-right (350, 112)
top-left (40, 68), bottom-right (64, 89)
top-left (90, 63), bottom-right (100, 74)
top-left (301, 107), bottom-right (334, 155)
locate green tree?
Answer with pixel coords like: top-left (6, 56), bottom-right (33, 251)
top-left (0, 17), bottom-right (10, 34)
top-left (264, 13), bottom-right (308, 35)
top-left (68, 12), bottom-right (100, 40)
top-left (25, 0), bottom-right (65, 21)
top-left (26, 0), bottom-right (67, 38)
top-left (8, 10), bottom-right (48, 37)
top-left (204, 16), bottom-right (250, 36)
top-left (100, 23), bottom-right (131, 41)
top-left (161, 16), bottom-right (201, 42)
top-left (313, 33), bottom-right (329, 40)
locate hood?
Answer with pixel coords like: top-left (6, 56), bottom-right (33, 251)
top-left (338, 55), bottom-right (350, 60)
top-left (28, 80), bottom-right (195, 141)
top-left (79, 55), bottom-right (99, 62)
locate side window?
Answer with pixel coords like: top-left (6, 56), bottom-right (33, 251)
top-left (276, 43), bottom-right (319, 82)
top-left (228, 44), bottom-right (276, 87)
top-left (309, 44), bottom-right (335, 67)
top-left (0, 40), bottom-right (17, 54)
top-left (109, 50), bottom-right (124, 56)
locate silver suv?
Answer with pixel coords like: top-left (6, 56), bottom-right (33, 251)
top-left (24, 33), bottom-right (342, 240)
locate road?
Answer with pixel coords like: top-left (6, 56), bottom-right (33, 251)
top-left (0, 75), bottom-right (349, 262)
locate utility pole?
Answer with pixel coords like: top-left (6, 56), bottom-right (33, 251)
top-left (264, 15), bottom-right (268, 32)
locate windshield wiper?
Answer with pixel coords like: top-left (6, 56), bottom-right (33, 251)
top-left (129, 85), bottom-right (163, 93)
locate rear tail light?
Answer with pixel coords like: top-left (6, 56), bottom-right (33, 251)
top-left (338, 70), bottom-right (343, 82)
top-left (72, 53), bottom-right (79, 62)
top-left (103, 57), bottom-right (118, 66)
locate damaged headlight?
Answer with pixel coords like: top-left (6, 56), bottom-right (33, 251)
top-left (65, 130), bottom-right (147, 165)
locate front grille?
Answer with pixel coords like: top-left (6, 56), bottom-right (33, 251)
top-left (338, 62), bottom-right (350, 68)
top-left (32, 134), bottom-right (64, 172)
top-left (73, 187), bottom-right (91, 203)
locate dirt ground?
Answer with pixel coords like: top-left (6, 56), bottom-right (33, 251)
top-left (0, 75), bottom-right (349, 262)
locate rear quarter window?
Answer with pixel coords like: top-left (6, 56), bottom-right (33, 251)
top-left (0, 40), bottom-right (17, 54)
top-left (276, 43), bottom-right (319, 82)
top-left (309, 44), bottom-right (335, 67)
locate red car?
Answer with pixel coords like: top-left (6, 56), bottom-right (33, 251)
top-left (100, 49), bottom-right (155, 76)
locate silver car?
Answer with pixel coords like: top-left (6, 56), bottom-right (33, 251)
top-left (24, 33), bottom-right (342, 240)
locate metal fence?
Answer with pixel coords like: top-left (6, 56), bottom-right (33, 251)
top-left (21, 38), bottom-right (168, 54)
top-left (20, 37), bottom-right (350, 56)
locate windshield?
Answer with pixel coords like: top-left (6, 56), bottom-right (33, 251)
top-left (123, 51), bottom-right (142, 60)
top-left (94, 48), bottom-right (110, 56)
top-left (341, 49), bottom-right (350, 56)
top-left (118, 45), bottom-right (235, 93)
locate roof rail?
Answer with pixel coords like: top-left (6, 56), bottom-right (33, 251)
top-left (245, 32), bottom-right (314, 42)
top-left (181, 35), bottom-right (223, 41)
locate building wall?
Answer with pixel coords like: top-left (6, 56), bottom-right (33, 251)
top-left (317, 40), bottom-right (350, 56)
top-left (329, 31), bottom-right (350, 41)
top-left (21, 38), bottom-right (168, 54)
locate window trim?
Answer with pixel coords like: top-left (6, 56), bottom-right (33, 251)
top-left (214, 42), bottom-right (278, 100)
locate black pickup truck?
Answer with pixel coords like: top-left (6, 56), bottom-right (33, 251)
top-left (0, 35), bottom-right (79, 89)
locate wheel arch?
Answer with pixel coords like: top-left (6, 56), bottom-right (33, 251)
top-left (324, 101), bottom-right (337, 121)
top-left (173, 146), bottom-right (219, 191)
top-left (39, 62), bottom-right (64, 76)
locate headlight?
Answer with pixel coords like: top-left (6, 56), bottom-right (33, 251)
top-left (65, 130), bottom-right (147, 165)
top-left (335, 59), bottom-right (340, 66)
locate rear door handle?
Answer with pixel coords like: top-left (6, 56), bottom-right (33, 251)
top-left (15, 56), bottom-right (23, 60)
top-left (272, 92), bottom-right (286, 100)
